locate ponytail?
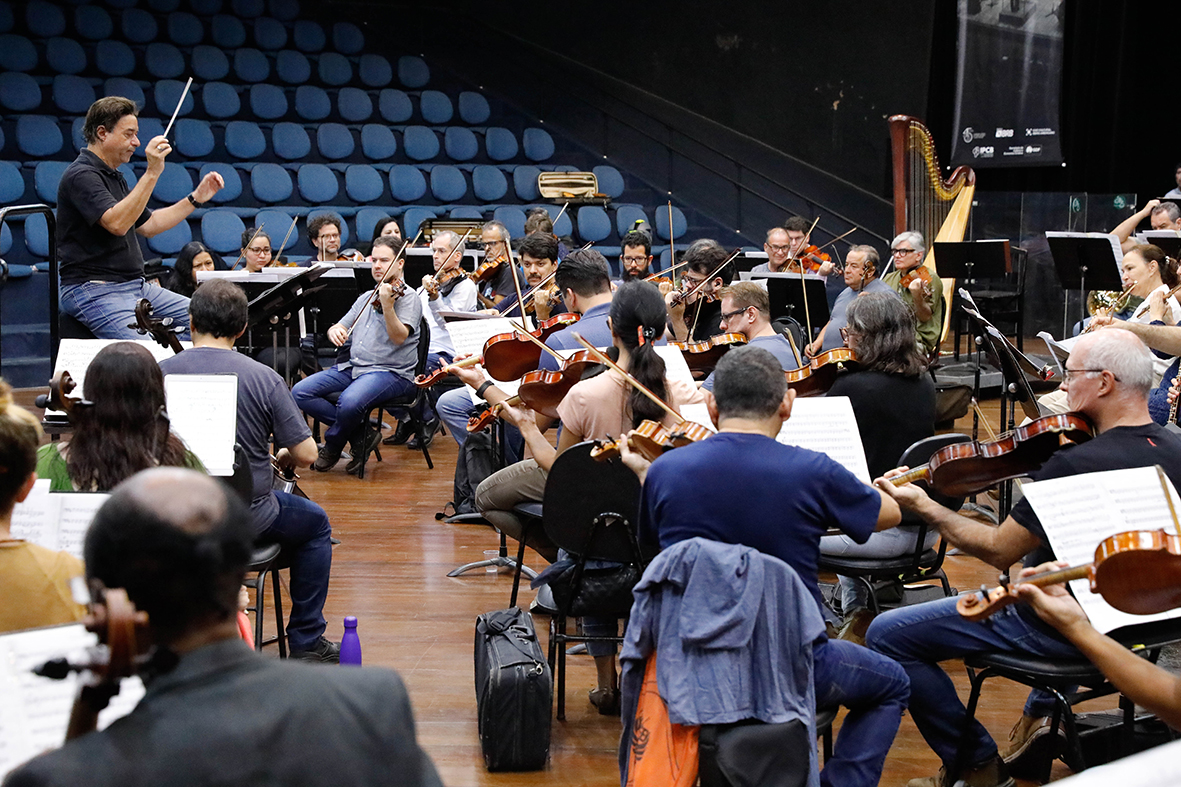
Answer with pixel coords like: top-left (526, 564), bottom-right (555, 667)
top-left (610, 281), bottom-right (670, 428)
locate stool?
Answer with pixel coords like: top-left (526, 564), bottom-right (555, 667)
top-left (245, 542), bottom-right (286, 657)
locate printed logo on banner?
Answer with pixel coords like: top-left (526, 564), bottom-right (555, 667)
top-left (971, 146), bottom-right (994, 159)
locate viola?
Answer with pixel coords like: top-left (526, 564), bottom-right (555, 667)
top-left (888, 412), bottom-right (1095, 498)
top-left (785, 347), bottom-right (858, 397)
top-left (957, 528), bottom-right (1181, 622)
top-left (129, 298), bottom-right (184, 355)
top-left (671, 332), bottom-right (747, 377)
top-left (786, 244), bottom-right (831, 274)
top-left (899, 265), bottom-right (934, 300)
top-left (336, 249), bottom-right (366, 263)
top-left (413, 312), bottom-right (582, 387)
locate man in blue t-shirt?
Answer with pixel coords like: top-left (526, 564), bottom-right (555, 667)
top-left (626, 345), bottom-right (907, 787)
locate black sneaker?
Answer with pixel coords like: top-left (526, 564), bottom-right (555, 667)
top-left (407, 417), bottom-right (442, 450)
top-left (290, 636), bottom-right (341, 664)
top-left (346, 429), bottom-right (383, 476)
top-left (311, 446), bottom-right (342, 472)
top-left (382, 419), bottom-right (414, 446)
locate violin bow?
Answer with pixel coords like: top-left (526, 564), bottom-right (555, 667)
top-left (345, 228), bottom-right (424, 338)
top-left (497, 266), bottom-right (559, 317)
top-left (1158, 465), bottom-right (1181, 538)
top-left (270, 215), bottom-right (299, 267)
top-left (667, 200), bottom-right (676, 278)
top-left (229, 223), bottom-right (265, 271)
top-left (161, 77), bottom-right (193, 142)
top-left (572, 332), bottom-right (685, 424)
top-left (794, 217), bottom-right (822, 342)
top-left (501, 230), bottom-right (533, 331)
top-left (552, 202), bottom-right (569, 229)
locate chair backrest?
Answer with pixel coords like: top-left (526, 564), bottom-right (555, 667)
top-left (542, 441), bottom-right (642, 562)
top-left (415, 315), bottom-right (432, 376)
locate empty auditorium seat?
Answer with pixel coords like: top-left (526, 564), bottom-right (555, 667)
top-left (96, 40), bottom-right (135, 77)
top-left (443, 127), bottom-right (477, 162)
top-left (389, 165), bottom-right (426, 202)
top-left (402, 127), bottom-right (439, 161)
top-left (75, 5), bottom-right (114, 41)
top-left (70, 117), bottom-right (85, 151)
top-left (121, 8), bottom-right (158, 44)
top-left (356, 207), bottom-right (390, 241)
top-left (199, 162), bottom-right (242, 203)
top-left (0, 34), bottom-right (34, 73)
top-left (147, 221), bottom-right (192, 256)
top-left (345, 164), bottom-right (383, 203)
top-left (333, 22), bottom-right (364, 55)
top-left (398, 56), bottom-right (430, 89)
top-left (201, 210), bottom-right (245, 255)
top-left (450, 207), bottom-right (483, 220)
top-left (655, 205), bottom-right (687, 241)
top-left (420, 91), bottom-right (453, 125)
top-left (232, 0), bottom-right (265, 17)
top-left (155, 79), bottom-right (194, 117)
top-left (0, 162), bottom-right (23, 204)
top-left (133, 118), bottom-right (165, 157)
top-left (523, 128), bottom-right (555, 163)
top-left (543, 205), bottom-right (573, 238)
top-left (1, 223), bottom-right (11, 258)
top-left (593, 165), bottom-right (626, 199)
top-left (458, 91), bottom-right (491, 124)
top-left (402, 207), bottom-right (436, 239)
top-left (34, 161), bottom-right (68, 203)
top-left (191, 46), bottom-right (230, 81)
top-left (270, 0), bottom-right (300, 22)
top-left (211, 14), bottom-right (246, 48)
top-left (17, 117), bottom-right (62, 158)
top-left (104, 77), bottom-right (145, 107)
top-left (576, 206), bottom-right (611, 243)
top-left (52, 75), bottom-right (94, 114)
top-left (277, 50), bottom-right (312, 85)
top-left (0, 73), bottom-right (41, 112)
top-left (250, 162), bottom-right (293, 203)
top-left (485, 128), bottom-right (518, 162)
top-left (187, 0), bottom-right (218, 12)
top-left (168, 11), bottom-right (203, 46)
top-left (224, 120), bottom-right (266, 159)
top-left (318, 53), bottom-right (352, 87)
top-left (253, 16), bottom-right (287, 50)
top-left (293, 19), bottom-right (325, 52)
top-left (154, 162), bottom-right (194, 204)
top-left (235, 49), bottom-right (271, 83)
top-left (46, 37), bottom-right (86, 75)
top-left (298, 164), bottom-right (337, 203)
top-left (379, 89), bottom-right (412, 123)
top-left (295, 85), bottom-right (330, 120)
top-left (360, 124), bottom-right (396, 161)
top-left (150, 0), bottom-right (182, 10)
top-left (202, 81), bottom-right (240, 118)
top-left (272, 122), bottom-right (310, 160)
top-left (146, 44), bottom-right (185, 80)
top-left (336, 87), bottom-right (372, 122)
top-left (493, 207), bottom-right (526, 239)
top-left (615, 205), bottom-right (648, 237)
top-left (472, 165), bottom-right (507, 202)
top-left (249, 83), bottom-right (287, 119)
top-left (255, 209), bottom-right (294, 248)
top-left (430, 165), bottom-right (467, 202)
top-left (25, 213), bottom-right (50, 258)
top-left (359, 54), bottom-right (392, 89)
top-left (513, 165), bottom-right (541, 201)
top-left (316, 123), bottom-right (354, 160)
top-left (0, 3), bottom-right (10, 34)
top-left (174, 119), bottom-right (214, 158)
top-left (26, 1), bottom-right (65, 38)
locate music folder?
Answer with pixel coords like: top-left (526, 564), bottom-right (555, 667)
top-left (1044, 232), bottom-right (1124, 291)
top-left (933, 239), bottom-right (1011, 283)
top-left (1136, 230), bottom-right (1181, 260)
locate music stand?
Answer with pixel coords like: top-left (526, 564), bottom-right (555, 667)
top-left (1138, 231), bottom-right (1181, 260)
top-left (934, 240), bottom-right (1011, 288)
top-left (751, 272), bottom-right (830, 338)
top-left (1045, 232), bottom-right (1124, 327)
top-left (247, 265), bottom-right (332, 386)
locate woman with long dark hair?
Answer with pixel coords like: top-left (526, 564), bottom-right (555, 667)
top-left (36, 343), bottom-right (203, 491)
top-left (165, 241), bottom-right (218, 298)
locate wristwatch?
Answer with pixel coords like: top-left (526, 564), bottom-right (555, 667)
top-left (186, 194), bottom-right (203, 207)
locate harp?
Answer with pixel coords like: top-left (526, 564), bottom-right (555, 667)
top-left (889, 115), bottom-right (976, 343)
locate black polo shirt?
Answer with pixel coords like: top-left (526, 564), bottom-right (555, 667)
top-left (56, 149), bottom-right (152, 285)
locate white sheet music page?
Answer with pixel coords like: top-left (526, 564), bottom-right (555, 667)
top-left (775, 396), bottom-right (871, 483)
top-left (55, 494), bottom-right (111, 560)
top-left (448, 317), bottom-right (523, 402)
top-left (1049, 736), bottom-right (1181, 786)
top-left (49, 339), bottom-right (192, 417)
top-left (10, 482), bottom-right (110, 559)
top-left (164, 374), bottom-right (239, 476)
top-left (10, 479), bottom-right (55, 549)
top-left (1020, 466), bottom-right (1181, 634)
top-left (654, 345), bottom-right (715, 431)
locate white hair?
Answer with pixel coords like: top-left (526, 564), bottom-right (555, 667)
top-left (435, 230), bottom-right (465, 256)
top-left (891, 231), bottom-right (926, 257)
top-left (1076, 330), bottom-right (1155, 397)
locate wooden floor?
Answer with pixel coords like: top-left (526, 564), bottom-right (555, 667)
top-left (20, 387), bottom-right (1093, 786)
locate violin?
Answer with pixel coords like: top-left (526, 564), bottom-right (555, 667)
top-left (371, 277), bottom-right (408, 314)
top-left (35, 370), bottom-right (94, 421)
top-left (671, 332), bottom-right (747, 377)
top-left (466, 348), bottom-right (603, 432)
top-left (786, 244), bottom-right (831, 274)
top-left (889, 412), bottom-right (1095, 498)
top-left (423, 266), bottom-right (466, 298)
top-left (957, 528), bottom-right (1181, 622)
top-left (591, 418), bottom-right (714, 463)
top-left (337, 249), bottom-right (365, 263)
top-left (130, 298), bottom-right (184, 355)
top-left (785, 347), bottom-right (858, 397)
top-left (413, 312), bottom-right (581, 387)
top-left (899, 265), bottom-right (934, 300)
top-left (473, 249), bottom-right (511, 283)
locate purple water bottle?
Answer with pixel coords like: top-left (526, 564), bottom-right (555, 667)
top-left (340, 616), bottom-right (362, 666)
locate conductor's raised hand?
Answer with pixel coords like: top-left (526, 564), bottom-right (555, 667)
top-left (192, 171), bottom-right (225, 203)
top-left (145, 135), bottom-right (171, 173)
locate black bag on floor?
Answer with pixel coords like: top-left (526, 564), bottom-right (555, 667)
top-left (474, 607), bottom-right (553, 771)
top-left (451, 428), bottom-right (494, 515)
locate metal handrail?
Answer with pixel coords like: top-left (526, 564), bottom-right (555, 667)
top-left (0, 204), bottom-right (58, 371)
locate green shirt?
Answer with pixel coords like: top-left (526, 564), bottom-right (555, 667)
top-left (36, 443), bottom-right (206, 492)
top-left (882, 268), bottom-right (945, 355)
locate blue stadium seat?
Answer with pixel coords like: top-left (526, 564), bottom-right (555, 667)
top-left (155, 79), bottom-right (194, 118)
top-left (96, 41), bottom-right (135, 77)
top-left (249, 84), bottom-right (287, 119)
top-left (168, 12), bottom-right (203, 46)
top-left (345, 164), bottom-right (383, 203)
top-left (485, 128), bottom-right (518, 162)
top-left (120, 161), bottom-right (139, 189)
top-left (250, 162), bottom-right (293, 203)
top-left (593, 165), bottom-right (625, 199)
top-left (0, 34), bottom-right (34, 73)
top-left (133, 118), bottom-right (165, 157)
top-left (472, 165), bottom-right (507, 202)
top-left (104, 77), bottom-right (144, 108)
top-left (154, 162), bottom-right (193, 203)
top-left (188, 0), bottom-right (220, 13)
top-left (46, 37), bottom-right (86, 74)
top-left (0, 2), bottom-right (10, 34)
top-left (149, 0), bottom-right (182, 10)
top-left (25, 213), bottom-right (50, 258)
top-left (1, 223), bottom-right (11, 257)
top-left (202, 82), bottom-right (240, 118)
top-left (523, 128), bottom-right (555, 163)
top-left (450, 207), bottom-right (483, 220)
top-left (379, 89), bottom-right (412, 123)
top-left (26, 1), bottom-right (65, 38)
top-left (272, 122), bottom-right (310, 160)
top-left (17, 116), bottom-right (61, 157)
top-left (402, 127), bottom-right (438, 161)
top-left (316, 123), bottom-right (354, 160)
top-left (70, 117), bottom-right (85, 151)
top-left (232, 0), bottom-right (265, 17)
top-left (293, 19), bottom-right (325, 52)
top-left (0, 73), bottom-right (40, 112)
top-left (389, 165), bottom-right (426, 202)
top-left (211, 14), bottom-right (246, 48)
top-left (402, 207), bottom-right (436, 239)
top-left (458, 91), bottom-right (491, 124)
top-left (253, 16), bottom-right (287, 49)
top-left (513, 165), bottom-right (541, 201)
top-left (337, 87), bottom-right (372, 122)
top-left (430, 165), bottom-right (467, 202)
top-left (146, 44), bottom-right (185, 80)
top-left (298, 164), bottom-right (338, 203)
top-left (174, 119), bottom-right (214, 158)
top-left (360, 124), bottom-right (396, 161)
top-left (359, 54), bottom-right (392, 88)
top-left (224, 120), bottom-right (266, 159)
top-left (615, 205), bottom-right (648, 237)
top-left (542, 205), bottom-right (573, 238)
top-left (318, 53), bottom-right (351, 87)
top-left (333, 22), bottom-right (364, 55)
top-left (74, 5), bottom-right (113, 41)
top-left (294, 85), bottom-right (330, 121)
top-left (52, 75), bottom-right (94, 114)
top-left (147, 221), bottom-right (192, 256)
top-left (192, 46), bottom-right (230, 81)
top-left (199, 163), bottom-right (242, 203)
top-left (493, 207), bottom-right (526, 239)
top-left (201, 210), bottom-right (245, 254)
top-left (355, 207), bottom-right (389, 242)
top-left (255, 210), bottom-right (295, 251)
top-left (420, 91), bottom-right (453, 125)
top-left (398, 56), bottom-right (430, 89)
top-left (277, 50), bottom-right (311, 85)
top-left (0, 162), bottom-right (23, 204)
top-left (576, 206), bottom-right (611, 243)
top-left (443, 127), bottom-right (477, 162)
top-left (235, 49), bottom-right (272, 83)
top-left (655, 204), bottom-right (687, 241)
top-left (269, 0), bottom-right (299, 21)
top-left (121, 8), bottom-right (158, 44)
top-left (34, 161), bottom-right (68, 204)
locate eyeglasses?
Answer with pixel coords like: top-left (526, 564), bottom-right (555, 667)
top-left (767, 244), bottom-right (792, 253)
top-left (839, 327), bottom-right (858, 345)
top-left (318, 233), bottom-right (341, 241)
top-left (891, 248), bottom-right (917, 256)
top-left (1063, 368), bottom-right (1118, 382)
top-left (681, 276), bottom-right (705, 288)
top-left (247, 246), bottom-right (272, 255)
top-left (720, 307), bottom-right (751, 322)
top-left (622, 256), bottom-right (649, 264)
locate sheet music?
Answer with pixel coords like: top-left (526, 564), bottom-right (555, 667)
top-left (1021, 466), bottom-right (1181, 634)
top-left (1050, 737), bottom-right (1181, 786)
top-left (0, 624), bottom-right (144, 780)
top-left (197, 266), bottom-right (354, 284)
top-left (10, 479), bottom-right (55, 549)
top-left (164, 374), bottom-right (238, 476)
top-left (447, 317), bottom-right (524, 401)
top-left (11, 481), bottom-right (110, 560)
top-left (654, 345), bottom-right (715, 430)
top-left (775, 396), bottom-right (871, 483)
top-left (49, 340), bottom-right (193, 417)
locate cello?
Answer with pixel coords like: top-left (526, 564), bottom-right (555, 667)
top-left (129, 299), bottom-right (185, 355)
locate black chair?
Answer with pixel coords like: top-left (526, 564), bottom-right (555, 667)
top-left (817, 433), bottom-right (971, 614)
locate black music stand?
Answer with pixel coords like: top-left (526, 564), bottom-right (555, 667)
top-left (1138, 232), bottom-right (1181, 260)
top-left (1045, 234), bottom-right (1124, 328)
top-left (247, 266), bottom-right (331, 386)
top-left (752, 273), bottom-right (830, 339)
top-left (937, 239), bottom-right (1014, 358)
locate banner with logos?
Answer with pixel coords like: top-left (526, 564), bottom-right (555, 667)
top-left (950, 0), bottom-right (1064, 168)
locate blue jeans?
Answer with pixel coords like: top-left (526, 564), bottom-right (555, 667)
top-left (437, 385), bottom-right (477, 450)
top-left (256, 491), bottom-right (333, 652)
top-left (60, 279), bottom-right (191, 339)
top-left (813, 637), bottom-right (910, 787)
top-left (292, 366), bottom-right (414, 452)
top-left (866, 596), bottom-right (1083, 769)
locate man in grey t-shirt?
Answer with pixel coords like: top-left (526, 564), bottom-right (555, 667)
top-left (292, 236), bottom-right (423, 472)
